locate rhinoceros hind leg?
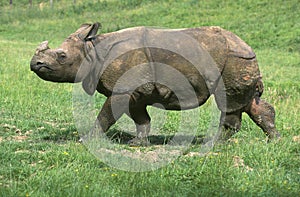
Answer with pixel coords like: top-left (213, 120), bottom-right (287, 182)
top-left (245, 97), bottom-right (280, 141)
top-left (127, 104), bottom-right (151, 146)
top-left (218, 110), bottom-right (242, 141)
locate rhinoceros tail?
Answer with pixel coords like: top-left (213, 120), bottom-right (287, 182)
top-left (256, 75), bottom-right (264, 97)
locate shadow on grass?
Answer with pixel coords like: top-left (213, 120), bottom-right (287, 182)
top-left (106, 129), bottom-right (207, 145)
top-left (40, 127), bottom-right (207, 145)
top-left (40, 127), bottom-right (80, 143)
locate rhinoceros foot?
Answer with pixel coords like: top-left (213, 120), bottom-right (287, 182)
top-left (128, 137), bottom-right (150, 147)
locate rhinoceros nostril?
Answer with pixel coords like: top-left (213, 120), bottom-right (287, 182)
top-left (31, 61), bottom-right (46, 71)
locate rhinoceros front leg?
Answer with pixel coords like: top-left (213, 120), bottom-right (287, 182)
top-left (127, 104), bottom-right (151, 146)
top-left (245, 97), bottom-right (280, 141)
top-left (90, 94), bottom-right (131, 140)
top-left (90, 93), bottom-right (151, 146)
top-left (218, 110), bottom-right (242, 141)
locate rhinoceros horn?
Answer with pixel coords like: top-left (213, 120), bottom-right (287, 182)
top-left (77, 22), bottom-right (101, 41)
top-left (36, 41), bottom-right (49, 53)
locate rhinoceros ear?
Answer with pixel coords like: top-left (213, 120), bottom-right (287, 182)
top-left (78, 22), bottom-right (101, 41)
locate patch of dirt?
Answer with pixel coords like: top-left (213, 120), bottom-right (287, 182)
top-left (293, 135), bottom-right (300, 143)
top-left (43, 121), bottom-right (58, 127)
top-left (185, 151), bottom-right (219, 157)
top-left (15, 149), bottom-right (31, 154)
top-left (1, 123), bottom-right (23, 133)
top-left (233, 156), bottom-right (253, 172)
top-left (12, 135), bottom-right (28, 142)
top-left (1, 123), bottom-right (33, 142)
top-left (2, 123), bottom-right (16, 131)
top-left (95, 146), bottom-right (182, 164)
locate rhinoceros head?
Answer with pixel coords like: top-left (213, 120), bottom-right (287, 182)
top-left (30, 23), bottom-right (100, 83)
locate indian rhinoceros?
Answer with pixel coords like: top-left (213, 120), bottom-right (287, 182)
top-left (30, 23), bottom-right (280, 145)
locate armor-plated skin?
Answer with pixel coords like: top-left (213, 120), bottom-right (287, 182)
top-left (30, 23), bottom-right (280, 145)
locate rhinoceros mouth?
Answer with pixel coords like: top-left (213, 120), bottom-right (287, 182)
top-left (31, 63), bottom-right (53, 72)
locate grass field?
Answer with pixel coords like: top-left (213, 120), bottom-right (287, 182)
top-left (0, 0), bottom-right (299, 196)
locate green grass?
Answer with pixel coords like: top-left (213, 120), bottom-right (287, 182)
top-left (1, 0), bottom-right (299, 196)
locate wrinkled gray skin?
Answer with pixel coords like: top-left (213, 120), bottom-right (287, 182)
top-left (30, 23), bottom-right (280, 145)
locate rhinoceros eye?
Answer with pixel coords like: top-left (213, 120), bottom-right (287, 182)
top-left (56, 50), bottom-right (67, 63)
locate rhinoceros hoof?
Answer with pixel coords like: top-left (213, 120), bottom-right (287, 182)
top-left (128, 137), bottom-right (150, 147)
top-left (267, 132), bottom-right (281, 143)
